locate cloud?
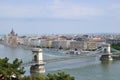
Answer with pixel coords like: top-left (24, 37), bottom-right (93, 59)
top-left (0, 4), bottom-right (44, 18)
top-left (49, 0), bottom-right (103, 19)
top-left (103, 3), bottom-right (120, 18)
top-left (0, 0), bottom-right (103, 19)
top-left (110, 4), bottom-right (120, 9)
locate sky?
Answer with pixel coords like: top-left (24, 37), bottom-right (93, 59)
top-left (0, 0), bottom-right (120, 35)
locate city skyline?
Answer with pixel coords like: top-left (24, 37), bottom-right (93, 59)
top-left (0, 0), bottom-right (120, 34)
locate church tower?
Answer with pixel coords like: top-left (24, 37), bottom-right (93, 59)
top-left (10, 28), bottom-right (16, 36)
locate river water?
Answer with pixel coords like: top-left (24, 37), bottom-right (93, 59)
top-left (0, 44), bottom-right (120, 80)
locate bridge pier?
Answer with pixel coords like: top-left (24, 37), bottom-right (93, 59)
top-left (100, 44), bottom-right (113, 61)
top-left (30, 48), bottom-right (45, 74)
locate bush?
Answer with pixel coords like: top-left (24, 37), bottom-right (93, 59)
top-left (111, 43), bottom-right (120, 50)
top-left (21, 72), bottom-right (75, 80)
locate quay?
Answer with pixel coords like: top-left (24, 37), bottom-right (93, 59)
top-left (111, 54), bottom-right (120, 60)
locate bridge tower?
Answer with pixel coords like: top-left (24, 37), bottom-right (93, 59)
top-left (100, 44), bottom-right (113, 61)
top-left (30, 48), bottom-right (45, 74)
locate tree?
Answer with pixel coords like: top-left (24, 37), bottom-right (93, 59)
top-left (20, 72), bottom-right (75, 80)
top-left (111, 43), bottom-right (120, 50)
top-left (45, 72), bottom-right (75, 80)
top-left (0, 57), bottom-right (25, 80)
top-left (19, 76), bottom-right (31, 80)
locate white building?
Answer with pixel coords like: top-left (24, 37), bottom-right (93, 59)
top-left (40, 39), bottom-right (47, 48)
top-left (51, 40), bottom-right (71, 49)
top-left (69, 41), bottom-right (87, 50)
top-left (23, 37), bottom-right (32, 46)
top-left (86, 41), bottom-right (97, 50)
top-left (30, 39), bottom-right (41, 47)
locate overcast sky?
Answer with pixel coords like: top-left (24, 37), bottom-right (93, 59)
top-left (0, 0), bottom-right (120, 34)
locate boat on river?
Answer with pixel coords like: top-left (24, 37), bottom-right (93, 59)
top-left (65, 50), bottom-right (81, 55)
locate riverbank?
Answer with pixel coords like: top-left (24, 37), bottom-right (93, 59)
top-left (0, 40), bottom-right (34, 50)
top-left (1, 44), bottom-right (120, 80)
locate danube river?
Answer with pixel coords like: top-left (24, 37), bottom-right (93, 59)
top-left (0, 44), bottom-right (120, 80)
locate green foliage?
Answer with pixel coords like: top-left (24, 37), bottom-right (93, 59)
top-left (0, 58), bottom-right (75, 80)
top-left (20, 72), bottom-right (75, 80)
top-left (111, 43), bottom-right (120, 50)
top-left (45, 72), bottom-right (75, 80)
top-left (20, 76), bottom-right (31, 80)
top-left (0, 57), bottom-right (25, 80)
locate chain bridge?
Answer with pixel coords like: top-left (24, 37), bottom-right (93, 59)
top-left (21, 46), bottom-right (120, 67)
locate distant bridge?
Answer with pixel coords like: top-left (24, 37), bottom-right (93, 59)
top-left (21, 47), bottom-right (120, 67)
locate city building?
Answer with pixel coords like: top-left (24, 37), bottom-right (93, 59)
top-left (51, 40), bottom-right (71, 49)
top-left (3, 29), bottom-right (18, 45)
top-left (86, 41), bottom-right (97, 50)
top-left (69, 41), bottom-right (87, 50)
top-left (106, 39), bottom-right (120, 44)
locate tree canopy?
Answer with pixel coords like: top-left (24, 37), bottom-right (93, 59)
top-left (0, 57), bottom-right (75, 80)
top-left (0, 57), bottom-right (25, 80)
top-left (111, 43), bottom-right (120, 50)
top-left (21, 72), bottom-right (75, 80)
